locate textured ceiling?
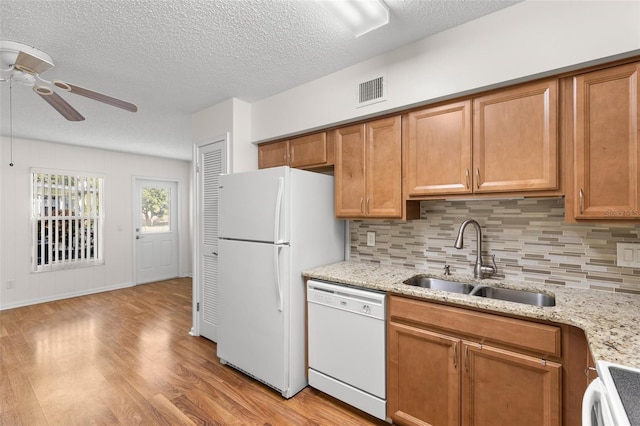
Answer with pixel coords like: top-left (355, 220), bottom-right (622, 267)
top-left (0, 0), bottom-right (521, 161)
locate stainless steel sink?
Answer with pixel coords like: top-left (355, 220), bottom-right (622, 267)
top-left (403, 275), bottom-right (556, 307)
top-left (470, 286), bottom-right (556, 307)
top-left (403, 275), bottom-right (475, 294)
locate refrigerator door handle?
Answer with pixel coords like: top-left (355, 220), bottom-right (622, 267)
top-left (274, 177), bottom-right (285, 244)
top-left (274, 244), bottom-right (284, 312)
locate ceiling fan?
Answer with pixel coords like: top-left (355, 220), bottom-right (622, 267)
top-left (0, 40), bottom-right (137, 121)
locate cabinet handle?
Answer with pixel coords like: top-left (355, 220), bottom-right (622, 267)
top-left (366, 198), bottom-right (370, 215)
top-left (464, 345), bottom-right (469, 372)
top-left (475, 169), bottom-right (480, 189)
top-left (360, 197), bottom-right (364, 214)
top-left (453, 342), bottom-right (458, 369)
top-left (465, 169), bottom-right (470, 190)
top-left (585, 366), bottom-right (597, 380)
top-left (579, 188), bottom-right (584, 215)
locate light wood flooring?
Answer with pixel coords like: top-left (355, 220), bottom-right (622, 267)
top-left (0, 278), bottom-right (387, 425)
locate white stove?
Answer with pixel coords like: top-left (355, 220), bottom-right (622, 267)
top-left (583, 361), bottom-right (640, 426)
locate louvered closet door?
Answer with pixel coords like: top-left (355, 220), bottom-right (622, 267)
top-left (198, 139), bottom-right (227, 342)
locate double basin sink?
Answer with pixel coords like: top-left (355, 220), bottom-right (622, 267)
top-left (403, 275), bottom-right (556, 307)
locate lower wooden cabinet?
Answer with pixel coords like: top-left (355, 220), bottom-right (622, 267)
top-left (462, 343), bottom-right (561, 426)
top-left (388, 296), bottom-right (563, 426)
top-left (388, 322), bottom-right (461, 426)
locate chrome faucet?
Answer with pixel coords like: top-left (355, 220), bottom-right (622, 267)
top-left (454, 219), bottom-right (497, 279)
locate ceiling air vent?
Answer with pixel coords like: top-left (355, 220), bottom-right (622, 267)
top-left (357, 75), bottom-right (386, 108)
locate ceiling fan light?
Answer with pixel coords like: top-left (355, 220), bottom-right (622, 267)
top-left (318, 0), bottom-right (389, 37)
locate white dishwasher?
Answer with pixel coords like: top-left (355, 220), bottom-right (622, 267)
top-left (307, 280), bottom-right (386, 420)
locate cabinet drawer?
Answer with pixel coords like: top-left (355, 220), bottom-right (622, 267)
top-left (389, 296), bottom-right (561, 357)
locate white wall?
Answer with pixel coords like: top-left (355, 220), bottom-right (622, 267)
top-left (192, 97), bottom-right (256, 173)
top-left (231, 98), bottom-right (255, 172)
top-left (0, 137), bottom-right (192, 309)
top-left (251, 0), bottom-right (640, 143)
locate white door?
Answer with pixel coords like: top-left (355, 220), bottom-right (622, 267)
top-left (196, 138), bottom-right (227, 341)
top-left (134, 179), bottom-right (179, 284)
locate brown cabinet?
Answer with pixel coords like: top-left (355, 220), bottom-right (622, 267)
top-left (405, 79), bottom-right (560, 199)
top-left (388, 296), bottom-right (562, 426)
top-left (462, 342), bottom-right (561, 426)
top-left (473, 79), bottom-right (559, 193)
top-left (258, 132), bottom-right (333, 170)
top-left (258, 140), bottom-right (289, 169)
top-left (570, 62), bottom-right (640, 220)
top-left (334, 116), bottom-right (404, 218)
top-left (388, 321), bottom-right (461, 426)
top-left (405, 101), bottom-right (473, 196)
top-left (289, 132), bottom-right (333, 169)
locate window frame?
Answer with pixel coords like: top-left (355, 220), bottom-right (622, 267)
top-left (31, 168), bottom-right (105, 272)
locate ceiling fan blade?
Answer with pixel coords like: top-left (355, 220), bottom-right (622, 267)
top-left (54, 80), bottom-right (138, 112)
top-left (33, 85), bottom-right (85, 121)
top-left (15, 50), bottom-right (54, 75)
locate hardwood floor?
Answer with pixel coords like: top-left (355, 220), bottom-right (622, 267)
top-left (0, 278), bottom-right (388, 425)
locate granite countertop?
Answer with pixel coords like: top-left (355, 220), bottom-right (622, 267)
top-left (303, 261), bottom-right (640, 369)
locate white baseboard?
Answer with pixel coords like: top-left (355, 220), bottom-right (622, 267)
top-left (0, 282), bottom-right (134, 311)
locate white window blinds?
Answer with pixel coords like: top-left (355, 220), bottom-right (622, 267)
top-left (31, 170), bottom-right (104, 272)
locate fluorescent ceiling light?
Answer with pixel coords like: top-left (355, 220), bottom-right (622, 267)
top-left (318, 0), bottom-right (390, 37)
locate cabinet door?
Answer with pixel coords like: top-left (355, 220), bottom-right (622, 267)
top-left (388, 322), bottom-right (460, 426)
top-left (473, 80), bottom-right (558, 193)
top-left (406, 101), bottom-right (473, 196)
top-left (366, 116), bottom-right (403, 217)
top-left (258, 140), bottom-right (289, 169)
top-left (334, 124), bottom-right (366, 218)
top-left (289, 132), bottom-right (330, 169)
top-left (574, 62), bottom-right (640, 219)
top-left (461, 342), bottom-right (561, 426)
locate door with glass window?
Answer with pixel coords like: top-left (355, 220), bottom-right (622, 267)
top-left (134, 179), bottom-right (179, 284)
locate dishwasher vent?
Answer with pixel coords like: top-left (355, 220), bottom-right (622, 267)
top-left (357, 75), bottom-right (386, 108)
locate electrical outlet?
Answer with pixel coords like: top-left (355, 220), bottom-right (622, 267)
top-left (6, 280), bottom-right (15, 289)
top-left (617, 243), bottom-right (640, 267)
top-left (367, 231), bottom-right (376, 247)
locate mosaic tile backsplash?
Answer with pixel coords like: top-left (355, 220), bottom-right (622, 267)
top-left (349, 198), bottom-right (640, 294)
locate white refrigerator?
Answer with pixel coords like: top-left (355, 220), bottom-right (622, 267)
top-left (217, 166), bottom-right (345, 398)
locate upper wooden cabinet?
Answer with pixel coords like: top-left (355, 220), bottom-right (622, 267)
top-left (405, 79), bottom-right (560, 198)
top-left (405, 100), bottom-right (473, 196)
top-left (258, 132), bottom-right (333, 170)
top-left (258, 140), bottom-right (289, 169)
top-left (474, 79), bottom-right (559, 193)
top-left (334, 116), bottom-right (404, 218)
top-left (570, 62), bottom-right (640, 220)
top-left (289, 132), bottom-right (333, 169)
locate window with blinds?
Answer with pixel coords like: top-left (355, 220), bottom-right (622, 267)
top-left (31, 170), bottom-right (104, 272)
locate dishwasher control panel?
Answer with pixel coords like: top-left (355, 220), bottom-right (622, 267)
top-left (307, 280), bottom-right (385, 320)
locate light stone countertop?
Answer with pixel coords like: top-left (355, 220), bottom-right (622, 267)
top-left (303, 261), bottom-right (640, 368)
